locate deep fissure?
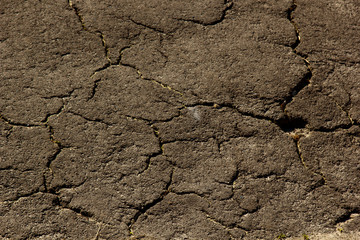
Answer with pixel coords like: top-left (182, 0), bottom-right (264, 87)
top-left (279, 0), bottom-right (313, 131)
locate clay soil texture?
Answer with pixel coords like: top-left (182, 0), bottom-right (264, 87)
top-left (1, 0), bottom-right (360, 239)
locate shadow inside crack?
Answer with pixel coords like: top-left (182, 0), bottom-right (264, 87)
top-left (276, 117), bottom-right (308, 132)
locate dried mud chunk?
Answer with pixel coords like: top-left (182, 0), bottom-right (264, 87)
top-left (122, 31), bottom-right (308, 120)
top-left (164, 140), bottom-right (236, 200)
top-left (0, 0), bottom-right (106, 125)
top-left (0, 126), bottom-right (57, 201)
top-left (294, 0), bottom-right (360, 62)
top-left (68, 66), bottom-right (182, 122)
top-left (48, 112), bottom-right (159, 176)
top-left (285, 86), bottom-right (351, 130)
top-left (321, 64), bottom-right (360, 124)
top-left (58, 156), bottom-right (172, 225)
top-left (154, 106), bottom-right (241, 143)
top-left (0, 193), bottom-right (98, 239)
top-left (234, 179), bottom-right (348, 239)
top-left (132, 193), bottom-right (231, 240)
top-left (299, 127), bottom-right (360, 206)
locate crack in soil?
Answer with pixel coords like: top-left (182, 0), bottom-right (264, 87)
top-left (97, 31), bottom-right (111, 62)
top-left (332, 96), bottom-right (355, 125)
top-left (1, 189), bottom-right (43, 204)
top-left (281, 0), bottom-right (312, 125)
top-left (3, 2), bottom-right (358, 238)
top-left (174, 0), bottom-right (233, 26)
top-left (120, 61), bottom-right (185, 97)
top-left (40, 88), bottom-right (78, 100)
top-left (201, 207), bottom-right (251, 239)
top-left (68, 0), bottom-right (88, 31)
top-left (87, 78), bottom-right (102, 101)
top-left (289, 130), bottom-right (327, 185)
top-left (335, 210), bottom-right (360, 225)
top-left (184, 101), bottom-right (307, 133)
top-left (129, 18), bottom-right (167, 34)
top-left (128, 170), bottom-right (173, 236)
top-left (67, 0), bottom-right (120, 101)
top-left (204, 214), bottom-right (239, 240)
top-left (92, 222), bottom-right (102, 240)
top-left (42, 100), bottom-right (71, 192)
top-left (0, 114), bottom-right (40, 127)
top-left (139, 125), bottom-right (165, 175)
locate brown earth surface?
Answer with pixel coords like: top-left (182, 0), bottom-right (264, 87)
top-left (1, 0), bottom-right (359, 239)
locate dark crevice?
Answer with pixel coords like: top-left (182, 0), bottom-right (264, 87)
top-left (0, 114), bottom-right (40, 127)
top-left (255, 172), bottom-right (278, 179)
top-left (46, 147), bottom-right (62, 169)
top-left (58, 203), bottom-right (95, 220)
top-left (41, 104), bottom-right (65, 123)
top-left (208, 0), bottom-right (233, 25)
top-left (173, 191), bottom-right (205, 198)
top-left (280, 70), bottom-right (312, 112)
top-left (112, 46), bottom-right (131, 65)
top-left (136, 126), bottom-right (164, 175)
top-left (47, 179), bottom-right (87, 194)
top-left (68, 1), bottom-right (88, 31)
top-left (68, 0), bottom-right (113, 78)
top-left (68, 207), bottom-right (94, 218)
top-left (96, 31), bottom-right (111, 61)
top-left (335, 209), bottom-right (360, 225)
top-left (293, 137), bottom-right (306, 168)
top-left (93, 62), bottom-right (111, 73)
top-left (68, 111), bottom-right (110, 125)
top-left (43, 102), bottom-right (71, 191)
top-left (286, 3), bottom-right (299, 49)
top-left (307, 177), bottom-right (326, 192)
top-left (276, 117), bottom-right (307, 132)
top-left (128, 170), bottom-right (173, 234)
top-left (89, 45), bottom-right (130, 79)
top-left (4, 126), bottom-right (13, 139)
top-left (117, 61), bottom-right (137, 71)
top-left (48, 193), bottom-right (105, 227)
top-left (5, 188), bottom-right (45, 203)
top-left (0, 166), bottom-right (14, 171)
top-left (47, 125), bottom-right (61, 145)
top-left (125, 107), bottom-right (184, 125)
top-left (291, 136), bottom-right (327, 185)
top-left (41, 88), bottom-right (78, 99)
top-left (128, 18), bottom-right (167, 34)
top-left (87, 78), bottom-right (102, 100)
top-left (179, 102), bottom-right (356, 135)
top-left (174, 0), bottom-right (233, 26)
top-left (43, 124), bottom-right (63, 191)
top-left (229, 169), bottom-right (239, 186)
top-left (51, 194), bottom-right (94, 218)
top-left (314, 123), bottom-right (355, 132)
top-left (282, 0), bottom-right (313, 115)
top-left (124, 115), bottom-right (153, 124)
top-left (186, 101), bottom-right (308, 133)
top-left (327, 94), bottom-right (355, 125)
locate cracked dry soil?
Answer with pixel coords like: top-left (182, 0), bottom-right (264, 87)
top-left (1, 0), bottom-right (360, 239)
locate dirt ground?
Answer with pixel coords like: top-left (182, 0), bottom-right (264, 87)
top-left (1, 0), bottom-right (359, 239)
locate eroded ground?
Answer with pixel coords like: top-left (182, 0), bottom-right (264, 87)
top-left (0, 0), bottom-right (359, 239)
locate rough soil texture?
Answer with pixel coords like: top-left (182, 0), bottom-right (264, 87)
top-left (0, 0), bottom-right (359, 239)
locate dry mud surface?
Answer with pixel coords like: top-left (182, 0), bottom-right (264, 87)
top-left (1, 0), bottom-right (360, 239)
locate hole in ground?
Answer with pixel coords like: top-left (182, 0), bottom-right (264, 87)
top-left (276, 117), bottom-right (307, 132)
